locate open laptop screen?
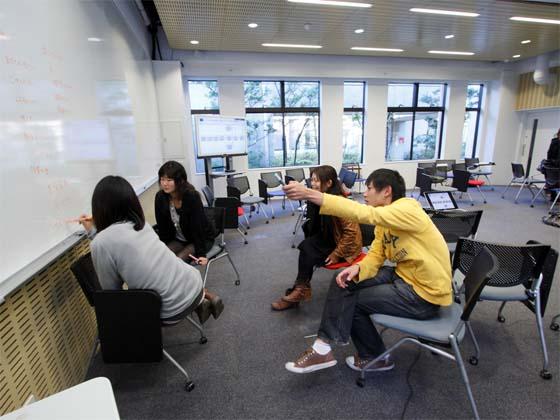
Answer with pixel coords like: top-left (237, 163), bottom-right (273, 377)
top-left (425, 191), bottom-right (458, 211)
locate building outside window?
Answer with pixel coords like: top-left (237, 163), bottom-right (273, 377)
top-left (244, 81), bottom-right (320, 169)
top-left (385, 83), bottom-right (447, 161)
top-left (461, 84), bottom-right (483, 159)
top-left (186, 80), bottom-right (224, 173)
top-left (343, 81), bottom-right (365, 164)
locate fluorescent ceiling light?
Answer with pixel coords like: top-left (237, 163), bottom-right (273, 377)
top-left (190, 40), bottom-right (199, 45)
top-left (87, 37), bottom-right (103, 42)
top-left (521, 39), bottom-right (531, 44)
top-left (513, 54), bottom-right (521, 58)
top-left (287, 0), bottom-right (372, 8)
top-left (428, 50), bottom-right (475, 56)
top-left (262, 43), bottom-right (322, 49)
top-left (444, 34), bottom-right (455, 39)
top-left (351, 47), bottom-right (404, 52)
top-left (354, 28), bottom-right (365, 34)
top-left (410, 8), bottom-right (479, 17)
top-left (510, 16), bottom-right (560, 25)
top-left (248, 23), bottom-right (258, 28)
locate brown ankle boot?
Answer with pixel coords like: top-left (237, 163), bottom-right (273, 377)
top-left (283, 284), bottom-right (312, 303)
top-left (271, 298), bottom-right (299, 311)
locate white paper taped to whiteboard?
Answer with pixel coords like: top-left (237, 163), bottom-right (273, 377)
top-left (0, 0), bottom-right (163, 301)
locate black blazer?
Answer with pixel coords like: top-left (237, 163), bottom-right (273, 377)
top-left (154, 189), bottom-right (217, 257)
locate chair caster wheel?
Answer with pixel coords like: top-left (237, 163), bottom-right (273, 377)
top-left (185, 381), bottom-right (195, 392)
top-left (291, 212), bottom-right (295, 216)
top-left (291, 244), bottom-right (296, 248)
top-left (468, 356), bottom-right (478, 366)
top-left (497, 316), bottom-right (505, 323)
top-left (199, 337), bottom-right (208, 344)
top-left (483, 201), bottom-right (487, 204)
top-left (530, 205), bottom-right (534, 208)
top-left (272, 216), bottom-right (275, 219)
top-left (356, 378), bottom-right (365, 388)
top-left (235, 280), bottom-right (240, 286)
top-left (244, 240), bottom-right (248, 245)
top-left (540, 369), bottom-right (552, 380)
top-left (266, 220), bottom-right (270, 224)
top-left (550, 322), bottom-right (559, 331)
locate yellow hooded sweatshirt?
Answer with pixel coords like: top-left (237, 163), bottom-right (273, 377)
top-left (320, 194), bottom-right (452, 306)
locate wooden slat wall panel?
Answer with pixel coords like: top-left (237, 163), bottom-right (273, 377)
top-left (0, 239), bottom-right (96, 416)
top-left (516, 67), bottom-right (560, 111)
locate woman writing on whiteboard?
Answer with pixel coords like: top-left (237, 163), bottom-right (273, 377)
top-left (79, 176), bottom-right (223, 324)
top-left (155, 161), bottom-right (217, 265)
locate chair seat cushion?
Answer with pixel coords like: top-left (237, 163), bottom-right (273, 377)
top-left (241, 196), bottom-right (264, 205)
top-left (268, 190), bottom-right (286, 197)
top-left (237, 207), bottom-right (244, 216)
top-left (324, 252), bottom-right (366, 270)
top-left (434, 186), bottom-right (458, 192)
top-left (372, 303), bottom-right (464, 343)
top-left (468, 180), bottom-right (485, 186)
top-left (207, 244), bottom-right (225, 259)
top-left (471, 170), bottom-right (492, 176)
top-left (479, 284), bottom-right (528, 301)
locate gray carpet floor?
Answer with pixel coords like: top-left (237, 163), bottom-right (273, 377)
top-left (86, 186), bottom-right (560, 420)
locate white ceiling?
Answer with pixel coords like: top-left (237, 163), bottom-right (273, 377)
top-left (153, 0), bottom-right (560, 62)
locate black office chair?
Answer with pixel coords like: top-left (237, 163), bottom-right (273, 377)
top-left (430, 210), bottom-right (483, 256)
top-left (214, 197), bottom-right (248, 245)
top-left (202, 207), bottom-right (241, 286)
top-left (452, 238), bottom-right (556, 379)
top-left (70, 253), bottom-right (205, 392)
top-left (285, 168), bottom-right (306, 183)
top-left (452, 169), bottom-right (486, 205)
top-left (465, 157), bottom-right (494, 189)
top-left (359, 245), bottom-right (499, 420)
top-left (502, 162), bottom-right (545, 203)
top-left (228, 176), bottom-right (270, 226)
top-left (260, 171), bottom-right (295, 216)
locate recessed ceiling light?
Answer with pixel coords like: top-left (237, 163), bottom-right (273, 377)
top-left (513, 54), bottom-right (521, 58)
top-left (521, 39), bottom-right (531, 44)
top-left (287, 0), bottom-right (372, 8)
top-left (351, 47), bottom-right (404, 52)
top-left (354, 28), bottom-right (365, 34)
top-left (87, 37), bottom-right (103, 42)
top-left (428, 50), bottom-right (475, 56)
top-left (248, 23), bottom-right (258, 28)
top-left (510, 16), bottom-right (560, 25)
top-left (410, 8), bottom-right (479, 17)
top-left (190, 40), bottom-right (199, 45)
top-left (444, 34), bottom-right (455, 39)
top-left (262, 43), bottom-right (322, 49)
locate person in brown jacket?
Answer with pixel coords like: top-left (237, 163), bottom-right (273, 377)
top-left (272, 165), bottom-right (362, 310)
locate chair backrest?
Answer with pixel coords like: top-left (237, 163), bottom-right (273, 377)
top-left (451, 169), bottom-right (470, 192)
top-left (260, 171), bottom-right (282, 188)
top-left (453, 238), bottom-right (550, 289)
top-left (70, 253), bottom-right (101, 307)
top-left (511, 162), bottom-right (525, 178)
top-left (342, 170), bottom-right (358, 189)
top-left (417, 162), bottom-right (435, 175)
top-left (434, 164), bottom-right (449, 179)
top-left (436, 159), bottom-right (456, 172)
top-left (464, 157), bottom-right (479, 169)
top-left (258, 179), bottom-right (269, 203)
top-left (285, 175), bottom-right (296, 185)
top-left (416, 168), bottom-right (433, 194)
top-left (338, 167), bottom-right (350, 182)
top-left (201, 185), bottom-right (214, 206)
top-left (430, 210), bottom-right (483, 244)
top-left (543, 166), bottom-right (560, 187)
top-left (93, 289), bottom-right (163, 363)
top-left (526, 240), bottom-right (558, 316)
top-left (214, 197), bottom-right (240, 229)
top-left (359, 224), bottom-right (375, 247)
top-left (285, 168), bottom-right (305, 182)
top-left (461, 247), bottom-right (499, 321)
top-left (229, 176), bottom-right (251, 195)
top-left (226, 185), bottom-right (241, 201)
top-left (203, 206), bottom-right (225, 236)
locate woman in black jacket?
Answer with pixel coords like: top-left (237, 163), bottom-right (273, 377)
top-left (155, 161), bottom-right (217, 264)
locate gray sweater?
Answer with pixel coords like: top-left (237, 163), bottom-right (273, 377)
top-left (90, 222), bottom-right (203, 319)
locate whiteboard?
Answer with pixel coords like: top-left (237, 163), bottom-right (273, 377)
top-left (0, 0), bottom-right (163, 299)
top-left (194, 115), bottom-right (248, 157)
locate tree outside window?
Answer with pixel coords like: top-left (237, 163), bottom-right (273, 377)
top-left (461, 84), bottom-right (483, 159)
top-left (185, 80), bottom-right (224, 173)
top-left (385, 83), bottom-right (447, 161)
top-left (244, 81), bottom-right (320, 169)
top-left (343, 82), bottom-right (365, 164)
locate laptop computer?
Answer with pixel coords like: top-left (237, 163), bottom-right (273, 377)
top-left (425, 191), bottom-right (459, 211)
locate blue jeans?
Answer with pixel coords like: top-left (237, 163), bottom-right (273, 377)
top-left (317, 266), bottom-right (439, 358)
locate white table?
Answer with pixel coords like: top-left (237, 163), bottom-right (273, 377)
top-left (1, 377), bottom-right (120, 420)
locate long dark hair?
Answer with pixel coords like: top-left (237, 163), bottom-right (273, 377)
top-left (310, 165), bottom-right (343, 196)
top-left (91, 176), bottom-right (145, 232)
top-left (158, 161), bottom-right (196, 195)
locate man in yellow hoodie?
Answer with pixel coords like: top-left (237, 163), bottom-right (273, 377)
top-left (283, 169), bottom-right (452, 374)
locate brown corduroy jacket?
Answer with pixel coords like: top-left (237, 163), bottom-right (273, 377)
top-left (329, 216), bottom-right (363, 263)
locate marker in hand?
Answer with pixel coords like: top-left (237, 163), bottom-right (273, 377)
top-left (188, 254), bottom-right (200, 264)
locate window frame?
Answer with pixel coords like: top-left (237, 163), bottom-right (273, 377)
top-left (464, 84), bottom-right (484, 159)
top-left (343, 81), bottom-right (366, 164)
top-left (386, 82), bottom-right (448, 161)
top-left (244, 80), bottom-right (321, 169)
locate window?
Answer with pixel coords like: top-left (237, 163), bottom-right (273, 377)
top-left (343, 82), bottom-right (365, 164)
top-left (186, 80), bottom-right (224, 173)
top-left (385, 83), bottom-right (447, 161)
top-left (461, 84), bottom-right (483, 159)
top-left (244, 81), bottom-right (320, 169)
